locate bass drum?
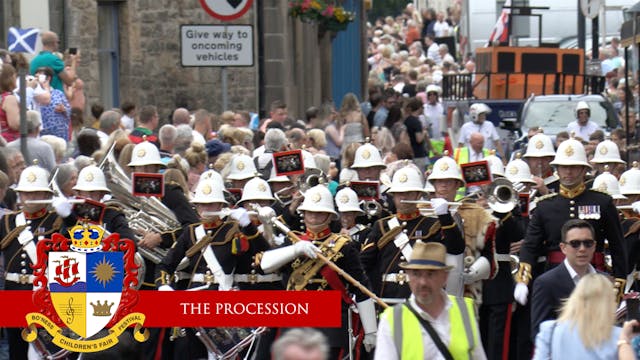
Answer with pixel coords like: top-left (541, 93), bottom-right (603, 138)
top-left (132, 252), bottom-right (146, 290)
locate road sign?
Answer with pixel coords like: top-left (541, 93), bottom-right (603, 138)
top-left (199, 0), bottom-right (253, 21)
top-left (181, 25), bottom-right (254, 67)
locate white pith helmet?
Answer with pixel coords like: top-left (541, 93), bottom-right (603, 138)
top-left (575, 101), bottom-right (591, 117)
top-left (424, 179), bottom-right (435, 193)
top-left (128, 141), bottom-right (165, 167)
top-left (200, 168), bottom-right (224, 184)
top-left (592, 171), bottom-right (626, 200)
top-left (238, 177), bottom-right (275, 204)
top-left (226, 154), bottom-right (257, 181)
top-left (335, 187), bottom-right (364, 213)
top-left (351, 143), bottom-right (386, 169)
top-left (591, 140), bottom-right (626, 164)
top-left (524, 133), bottom-right (556, 158)
top-left (469, 103), bottom-right (491, 121)
top-left (549, 138), bottom-right (591, 168)
top-left (388, 166), bottom-right (426, 193)
top-left (619, 162), bottom-right (640, 195)
top-left (486, 152), bottom-right (505, 177)
top-left (191, 178), bottom-right (228, 204)
top-left (15, 165), bottom-right (53, 193)
top-left (505, 158), bottom-right (536, 184)
top-left (426, 84), bottom-right (442, 95)
top-left (297, 184), bottom-right (337, 216)
top-left (427, 155), bottom-right (464, 183)
top-left (73, 165), bottom-right (110, 193)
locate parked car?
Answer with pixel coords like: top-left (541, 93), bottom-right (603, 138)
top-left (519, 94), bottom-right (619, 141)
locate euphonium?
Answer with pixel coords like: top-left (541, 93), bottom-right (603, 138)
top-left (360, 200), bottom-right (382, 217)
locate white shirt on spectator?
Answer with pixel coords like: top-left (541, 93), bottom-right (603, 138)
top-left (424, 102), bottom-right (444, 140)
top-left (427, 43), bottom-right (441, 64)
top-left (458, 121), bottom-right (500, 150)
top-left (121, 114), bottom-right (134, 131)
top-left (566, 120), bottom-right (601, 141)
top-left (433, 21), bottom-right (451, 37)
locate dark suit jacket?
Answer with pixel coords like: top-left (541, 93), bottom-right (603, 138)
top-left (530, 262), bottom-right (575, 339)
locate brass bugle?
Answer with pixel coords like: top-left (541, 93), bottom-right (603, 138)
top-left (24, 199), bottom-right (86, 205)
top-left (400, 200), bottom-right (463, 206)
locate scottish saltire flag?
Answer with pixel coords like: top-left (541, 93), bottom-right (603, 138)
top-left (7, 27), bottom-right (39, 53)
top-left (487, 0), bottom-right (511, 45)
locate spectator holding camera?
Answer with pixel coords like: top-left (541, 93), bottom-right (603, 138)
top-left (29, 31), bottom-right (77, 91)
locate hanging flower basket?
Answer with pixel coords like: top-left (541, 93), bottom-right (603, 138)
top-left (288, 0), bottom-right (356, 33)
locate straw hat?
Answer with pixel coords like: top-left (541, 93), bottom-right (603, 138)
top-left (399, 242), bottom-right (453, 270)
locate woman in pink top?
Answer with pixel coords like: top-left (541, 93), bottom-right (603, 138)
top-left (0, 64), bottom-right (20, 142)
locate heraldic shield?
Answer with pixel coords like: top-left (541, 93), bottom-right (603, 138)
top-left (23, 223), bottom-right (148, 353)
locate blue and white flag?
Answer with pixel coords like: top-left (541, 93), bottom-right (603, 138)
top-left (7, 27), bottom-right (40, 54)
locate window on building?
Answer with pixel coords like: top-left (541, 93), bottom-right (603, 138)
top-left (97, 2), bottom-right (120, 108)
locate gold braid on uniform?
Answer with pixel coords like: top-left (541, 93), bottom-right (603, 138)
top-left (155, 270), bottom-right (172, 286)
top-left (376, 226), bottom-right (404, 250)
top-left (185, 224), bottom-right (230, 258)
top-left (0, 224), bottom-right (28, 250)
top-left (515, 262), bottom-right (532, 285)
top-left (614, 278), bottom-right (627, 305)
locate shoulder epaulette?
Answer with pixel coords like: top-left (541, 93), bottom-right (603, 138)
top-left (534, 193), bottom-right (558, 203)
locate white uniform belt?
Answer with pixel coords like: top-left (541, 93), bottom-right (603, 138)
top-left (233, 274), bottom-right (282, 283)
top-left (382, 273), bottom-right (410, 284)
top-left (174, 272), bottom-right (220, 283)
top-left (5, 273), bottom-right (35, 284)
top-left (495, 254), bottom-right (511, 262)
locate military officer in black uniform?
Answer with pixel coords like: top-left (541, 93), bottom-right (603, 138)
top-left (155, 176), bottom-right (267, 359)
top-left (360, 164), bottom-right (465, 303)
top-left (515, 137), bottom-right (627, 306)
top-left (0, 165), bottom-right (64, 360)
top-left (349, 142), bottom-right (394, 224)
top-left (257, 184), bottom-right (378, 360)
top-left (619, 164), bottom-right (640, 290)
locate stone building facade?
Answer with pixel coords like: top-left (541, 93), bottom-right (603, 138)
top-left (0, 0), bottom-right (343, 121)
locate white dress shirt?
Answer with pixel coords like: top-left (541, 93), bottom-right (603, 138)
top-left (565, 120), bottom-right (601, 141)
top-left (563, 258), bottom-right (596, 285)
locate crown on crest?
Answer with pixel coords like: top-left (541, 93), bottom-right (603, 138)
top-left (90, 300), bottom-right (114, 316)
top-left (69, 223), bottom-right (105, 253)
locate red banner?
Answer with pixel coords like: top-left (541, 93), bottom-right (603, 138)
top-left (0, 290), bottom-right (342, 328)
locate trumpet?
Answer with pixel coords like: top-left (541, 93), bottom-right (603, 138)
top-left (273, 168), bottom-right (329, 206)
top-left (24, 199), bottom-right (86, 205)
top-left (486, 178), bottom-right (518, 213)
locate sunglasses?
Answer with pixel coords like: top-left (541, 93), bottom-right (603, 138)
top-left (563, 239), bottom-right (595, 249)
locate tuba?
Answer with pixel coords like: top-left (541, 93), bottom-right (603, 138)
top-left (486, 178), bottom-right (518, 213)
top-left (100, 147), bottom-right (181, 265)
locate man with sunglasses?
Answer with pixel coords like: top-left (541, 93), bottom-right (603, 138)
top-left (529, 219), bottom-right (597, 338)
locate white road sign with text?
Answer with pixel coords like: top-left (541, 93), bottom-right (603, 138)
top-left (181, 25), bottom-right (253, 67)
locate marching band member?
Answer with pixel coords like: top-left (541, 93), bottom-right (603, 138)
top-left (0, 165), bottom-right (64, 359)
top-left (350, 141), bottom-right (393, 223)
top-left (523, 132), bottom-right (559, 196)
top-left (515, 138), bottom-right (627, 307)
top-left (155, 177), bottom-right (266, 358)
top-left (257, 184), bottom-right (378, 359)
top-left (224, 154), bottom-right (258, 190)
top-left (361, 164), bottom-right (465, 302)
top-left (618, 164), bottom-right (640, 291)
top-left (335, 187), bottom-right (370, 245)
top-left (591, 139), bottom-right (626, 179)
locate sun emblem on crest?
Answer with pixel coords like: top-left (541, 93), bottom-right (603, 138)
top-left (564, 145), bottom-right (574, 157)
top-left (508, 166), bottom-right (518, 175)
top-left (620, 176), bottom-right (626, 186)
top-left (26, 172), bottom-right (37, 183)
top-left (137, 149), bottom-right (146, 158)
top-left (257, 183), bottom-right (267, 192)
top-left (312, 193), bottom-right (322, 203)
top-left (399, 173), bottom-right (408, 183)
top-left (535, 140), bottom-right (544, 149)
top-left (237, 161), bottom-right (245, 170)
top-left (339, 194), bottom-right (349, 204)
top-left (439, 162), bottom-right (449, 171)
top-left (599, 146), bottom-right (608, 155)
top-left (85, 173), bottom-right (94, 182)
top-left (361, 149), bottom-right (371, 160)
top-left (202, 184), bottom-right (212, 195)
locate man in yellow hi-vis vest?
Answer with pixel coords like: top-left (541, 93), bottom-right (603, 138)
top-left (453, 132), bottom-right (490, 165)
top-left (374, 242), bottom-right (486, 359)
